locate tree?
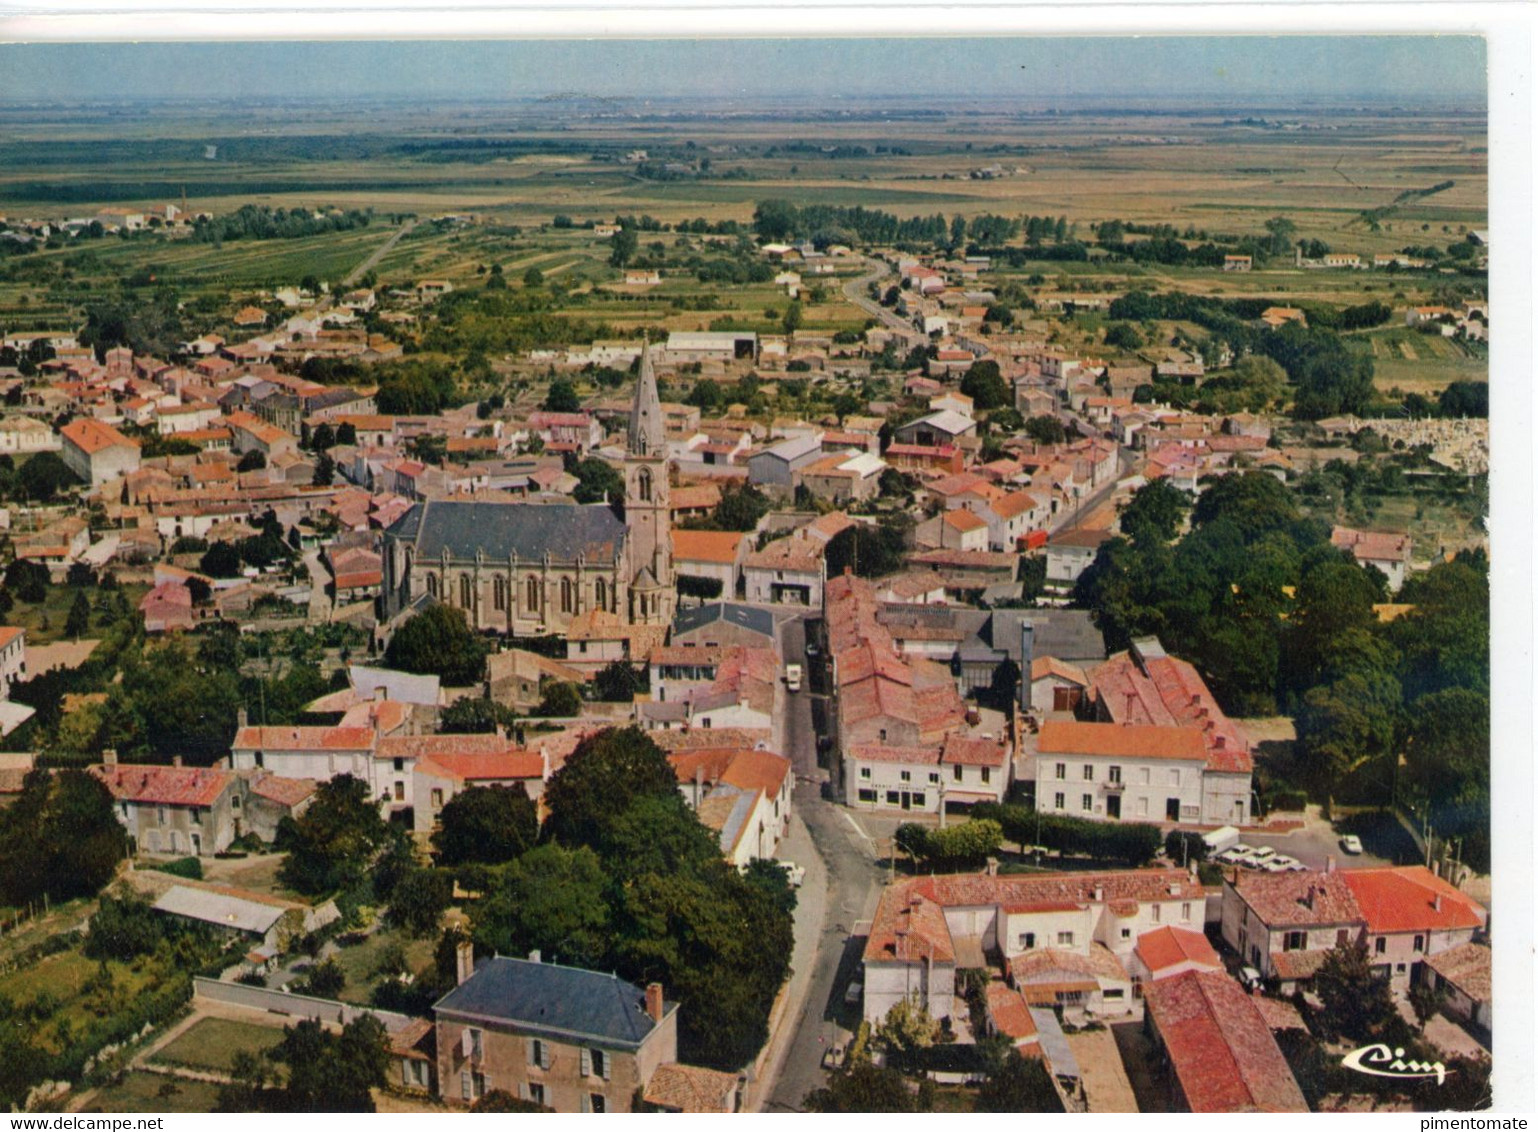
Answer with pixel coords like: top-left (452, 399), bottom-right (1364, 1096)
top-left (977, 1050), bottom-right (1064, 1112)
top-left (543, 378), bottom-right (581, 413)
top-left (295, 957), bottom-right (346, 998)
top-left (594, 661), bottom-right (645, 702)
top-left (959, 359), bottom-right (1009, 410)
top-left (65, 590), bottom-right (91, 638)
top-left (387, 868), bottom-right (453, 938)
top-left (609, 226), bottom-right (638, 268)
top-left (1023, 414), bottom-right (1065, 445)
top-left (1119, 479), bottom-right (1190, 545)
top-left (1438, 380), bottom-right (1488, 418)
top-left (824, 521), bottom-right (905, 579)
top-left (312, 452), bottom-right (336, 487)
top-left (437, 696), bottom-right (515, 735)
top-left (85, 894), bottom-right (164, 960)
top-left (522, 267), bottom-right (545, 289)
top-left (533, 680), bottom-right (582, 717)
top-left (309, 422), bottom-right (336, 452)
top-left (384, 604), bottom-right (489, 686)
top-left (236, 449), bottom-right (267, 472)
top-left (471, 843), bottom-right (612, 968)
top-left (1313, 938), bottom-right (1399, 1043)
top-left (473, 1090), bottom-right (545, 1113)
top-left (1295, 670), bottom-right (1401, 791)
top-left (711, 483), bottom-right (771, 531)
top-left (873, 994), bottom-right (940, 1066)
top-left (1409, 981), bottom-right (1447, 1032)
top-left (16, 450), bottom-right (74, 501)
top-left (5, 559), bottom-right (49, 603)
top-left (269, 1015), bottom-right (390, 1112)
top-left (782, 300), bottom-right (803, 336)
top-left (572, 456), bottom-right (623, 504)
top-left (805, 1064), bottom-right (930, 1112)
top-left (1104, 321), bottom-right (1143, 350)
top-left (66, 561), bottom-right (96, 587)
top-left (542, 726), bottom-right (680, 849)
top-left (1191, 471), bottom-right (1300, 542)
top-left (200, 541), bottom-right (244, 578)
top-left (0, 769), bottom-right (128, 906)
top-left (276, 774), bottom-right (393, 896)
top-left (432, 784), bottom-right (539, 867)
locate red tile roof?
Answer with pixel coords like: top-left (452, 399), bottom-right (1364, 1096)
top-left (643, 1063), bottom-right (739, 1113)
top-left (246, 773), bottom-right (318, 808)
top-left (62, 417), bottom-right (138, 455)
top-left (671, 528), bottom-right (745, 565)
top-left (1090, 648), bottom-right (1253, 773)
top-left (1228, 871), bottom-right (1363, 928)
top-left (985, 982), bottom-right (1040, 1046)
top-left (1038, 720), bottom-right (1207, 762)
top-left (1143, 971), bottom-right (1309, 1112)
top-left (1135, 926), bottom-right (1222, 976)
top-left (863, 890), bottom-right (955, 965)
top-left (232, 725), bottom-right (376, 752)
top-left (89, 763), bottom-right (234, 808)
top-left (1340, 866), bottom-right (1486, 934)
top-left (415, 751), bottom-right (545, 782)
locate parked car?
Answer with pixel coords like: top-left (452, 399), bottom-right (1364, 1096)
top-left (1261, 855), bottom-right (1302, 873)
top-left (844, 981), bottom-right (863, 1007)
top-left (777, 861), bottom-right (806, 887)
top-left (785, 663), bottom-right (803, 693)
top-left (1214, 843), bottom-right (1255, 866)
top-left (806, 643), bottom-right (820, 659)
top-left (1340, 834), bottom-right (1364, 855)
top-left (1249, 846), bottom-right (1277, 864)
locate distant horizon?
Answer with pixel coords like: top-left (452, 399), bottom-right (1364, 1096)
top-left (0, 37), bottom-right (1487, 108)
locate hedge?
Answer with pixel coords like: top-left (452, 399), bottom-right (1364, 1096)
top-left (146, 856), bottom-right (203, 880)
top-left (972, 802), bottom-right (1163, 866)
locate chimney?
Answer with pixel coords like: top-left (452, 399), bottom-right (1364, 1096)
top-left (103, 748), bottom-right (118, 767)
top-left (1325, 855), bottom-right (1336, 875)
top-left (1093, 885), bottom-right (1104, 902)
top-left (528, 949), bottom-right (542, 963)
top-left (694, 765), bottom-right (705, 807)
top-left (374, 685), bottom-right (387, 702)
top-left (985, 856), bottom-right (999, 877)
top-left (172, 755), bottom-right (183, 767)
top-left (455, 940), bottom-right (475, 985)
top-left (1434, 893), bottom-right (1443, 913)
top-left (1304, 885), bottom-right (1315, 910)
top-left (645, 982), bottom-right (664, 1024)
top-left (1214, 735), bottom-right (1226, 750)
top-left (236, 708), bottom-right (248, 729)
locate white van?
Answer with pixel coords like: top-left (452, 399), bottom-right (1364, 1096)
top-left (1201, 825), bottom-right (1241, 856)
top-left (785, 663), bottom-right (803, 693)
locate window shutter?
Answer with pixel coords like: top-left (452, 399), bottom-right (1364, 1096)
top-left (541, 1043), bottom-right (553, 1071)
top-left (526, 1040), bottom-right (536, 1067)
top-left (460, 1070), bottom-right (471, 1100)
top-left (461, 1029), bottom-right (473, 1057)
top-left (601, 1052), bottom-right (610, 1081)
top-left (581, 1093), bottom-right (591, 1113)
top-left (581, 1048), bottom-right (592, 1078)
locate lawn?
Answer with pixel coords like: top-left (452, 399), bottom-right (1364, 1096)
top-left (329, 926), bottom-right (437, 1005)
top-left (0, 946), bottom-right (163, 1055)
top-left (147, 1017), bottom-right (287, 1074)
top-left (2, 581), bottom-right (148, 647)
top-left (81, 1071), bottom-right (222, 1114)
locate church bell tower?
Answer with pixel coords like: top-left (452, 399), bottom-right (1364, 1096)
top-left (624, 342), bottom-right (673, 626)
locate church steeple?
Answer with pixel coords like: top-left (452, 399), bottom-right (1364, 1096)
top-left (628, 340), bottom-right (665, 457)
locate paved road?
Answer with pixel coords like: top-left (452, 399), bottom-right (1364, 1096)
top-left (763, 612), bottom-right (888, 1112)
top-left (841, 256), bottom-right (919, 338)
top-left (343, 219), bottom-right (418, 288)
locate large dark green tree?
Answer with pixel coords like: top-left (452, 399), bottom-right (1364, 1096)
top-left (541, 726), bottom-right (680, 849)
top-left (432, 784), bottom-right (539, 868)
top-left (276, 774), bottom-right (394, 896)
top-left (471, 842), bottom-right (612, 968)
top-left (0, 769), bottom-right (128, 906)
top-left (384, 604), bottom-right (489, 686)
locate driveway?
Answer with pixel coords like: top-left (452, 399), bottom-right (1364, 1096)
top-left (1065, 1024), bottom-right (1140, 1113)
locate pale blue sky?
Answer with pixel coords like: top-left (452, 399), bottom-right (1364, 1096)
top-left (0, 37), bottom-right (1486, 106)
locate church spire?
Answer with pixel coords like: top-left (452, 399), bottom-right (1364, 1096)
top-left (627, 340), bottom-right (665, 457)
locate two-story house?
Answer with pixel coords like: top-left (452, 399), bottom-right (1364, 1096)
top-left (1220, 865), bottom-right (1486, 997)
top-left (433, 950), bottom-right (678, 1112)
top-left (863, 868), bottom-right (1205, 1027)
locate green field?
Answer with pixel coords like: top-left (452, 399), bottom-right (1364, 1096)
top-left (147, 1017), bottom-right (287, 1075)
top-left (0, 947), bottom-right (164, 1055)
top-left (329, 927), bottom-right (438, 1005)
top-left (81, 1071), bottom-right (222, 1114)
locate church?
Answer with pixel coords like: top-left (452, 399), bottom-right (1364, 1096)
top-left (380, 345), bottom-right (675, 637)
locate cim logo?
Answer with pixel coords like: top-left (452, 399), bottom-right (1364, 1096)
top-left (1342, 1043), bottom-right (1450, 1085)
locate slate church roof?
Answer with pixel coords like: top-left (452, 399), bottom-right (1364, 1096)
top-left (386, 499), bottom-right (627, 563)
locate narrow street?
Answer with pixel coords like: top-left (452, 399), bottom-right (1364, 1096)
top-left (759, 613), bottom-right (887, 1112)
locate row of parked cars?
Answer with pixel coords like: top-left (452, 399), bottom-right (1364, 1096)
top-left (1212, 843), bottom-right (1307, 872)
